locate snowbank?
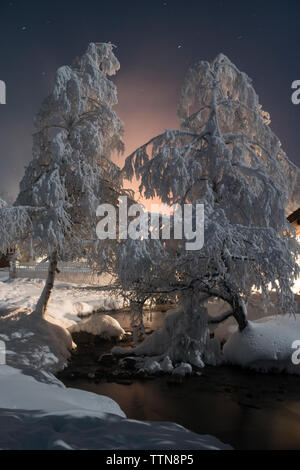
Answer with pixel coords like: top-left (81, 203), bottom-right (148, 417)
top-left (0, 308), bottom-right (74, 372)
top-left (0, 366), bottom-right (231, 450)
top-left (0, 277), bottom-right (232, 450)
top-left (69, 314), bottom-right (125, 339)
top-left (223, 314), bottom-right (300, 374)
top-left (0, 278), bottom-right (126, 372)
top-left (0, 365), bottom-right (124, 416)
top-left (0, 411), bottom-right (232, 450)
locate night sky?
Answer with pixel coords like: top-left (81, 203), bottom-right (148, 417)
top-left (0, 0), bottom-right (299, 201)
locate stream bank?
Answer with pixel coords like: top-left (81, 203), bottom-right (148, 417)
top-left (57, 313), bottom-right (300, 450)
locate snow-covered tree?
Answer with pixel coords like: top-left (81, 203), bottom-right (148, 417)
top-left (112, 54), bottom-right (299, 370)
top-left (0, 196), bottom-right (34, 278)
top-left (1, 43), bottom-right (124, 317)
top-left (0, 197), bottom-right (7, 208)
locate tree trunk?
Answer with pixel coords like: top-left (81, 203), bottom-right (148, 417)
top-left (8, 250), bottom-right (17, 280)
top-left (33, 251), bottom-right (58, 318)
top-left (130, 300), bottom-right (146, 343)
top-left (116, 289), bottom-right (222, 368)
top-left (9, 259), bottom-right (16, 280)
top-left (231, 294), bottom-right (248, 331)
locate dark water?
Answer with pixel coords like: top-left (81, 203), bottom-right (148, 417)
top-left (58, 310), bottom-right (300, 450)
top-left (61, 366), bottom-right (300, 450)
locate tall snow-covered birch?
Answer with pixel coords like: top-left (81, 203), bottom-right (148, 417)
top-left (12, 43), bottom-right (124, 318)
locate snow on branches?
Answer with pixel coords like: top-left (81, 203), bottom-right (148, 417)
top-left (119, 53), bottom-right (299, 367)
top-left (2, 43), bottom-right (125, 319)
top-left (16, 42), bottom-right (124, 259)
top-left (0, 204), bottom-right (32, 253)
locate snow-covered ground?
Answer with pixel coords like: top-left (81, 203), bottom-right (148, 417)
top-left (0, 366), bottom-right (231, 450)
top-left (0, 276), bottom-right (125, 329)
top-left (0, 277), bottom-right (126, 372)
top-left (0, 276), bottom-right (232, 449)
top-left (0, 270), bottom-right (8, 282)
top-left (1, 275), bottom-right (299, 449)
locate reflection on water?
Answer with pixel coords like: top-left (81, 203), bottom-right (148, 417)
top-left (110, 309), bottom-right (167, 332)
top-left (61, 362), bottom-right (300, 450)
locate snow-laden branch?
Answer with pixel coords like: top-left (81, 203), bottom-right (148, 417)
top-left (0, 205), bottom-right (33, 252)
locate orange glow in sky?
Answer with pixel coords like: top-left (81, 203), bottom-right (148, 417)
top-left (111, 66), bottom-right (180, 213)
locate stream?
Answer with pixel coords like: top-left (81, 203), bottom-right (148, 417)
top-left (57, 310), bottom-right (300, 450)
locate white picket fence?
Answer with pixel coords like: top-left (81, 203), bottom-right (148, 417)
top-left (15, 261), bottom-right (112, 286)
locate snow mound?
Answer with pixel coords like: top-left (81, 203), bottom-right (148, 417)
top-left (141, 358), bottom-right (162, 374)
top-left (0, 365), bottom-right (124, 416)
top-left (0, 409), bottom-right (231, 450)
top-left (69, 314), bottom-right (125, 339)
top-left (0, 310), bottom-right (74, 372)
top-left (173, 362), bottom-right (193, 376)
top-left (134, 358), bottom-right (192, 376)
top-left (223, 314), bottom-right (300, 374)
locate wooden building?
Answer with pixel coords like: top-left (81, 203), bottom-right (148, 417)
top-left (288, 208), bottom-right (300, 235)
